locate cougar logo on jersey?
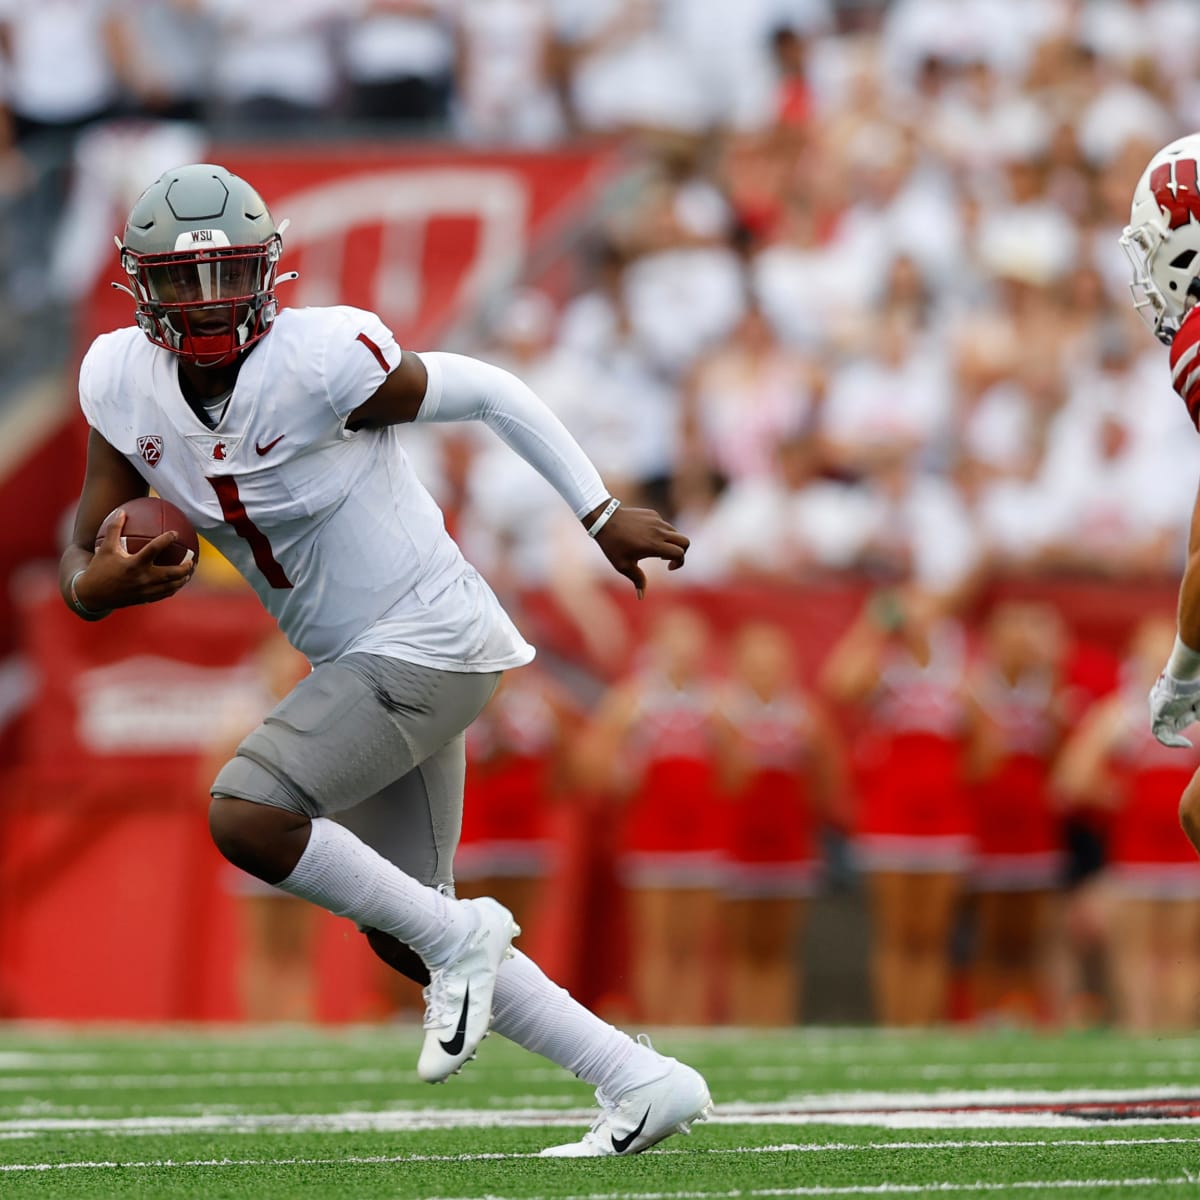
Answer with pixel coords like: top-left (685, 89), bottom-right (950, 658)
top-left (137, 435), bottom-right (163, 468)
top-left (185, 434), bottom-right (241, 462)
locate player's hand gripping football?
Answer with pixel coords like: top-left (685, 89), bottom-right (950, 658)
top-left (1148, 669), bottom-right (1200, 748)
top-left (76, 511), bottom-right (196, 611)
top-left (589, 502), bottom-right (689, 599)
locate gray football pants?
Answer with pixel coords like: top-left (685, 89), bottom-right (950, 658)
top-left (211, 652), bottom-right (501, 891)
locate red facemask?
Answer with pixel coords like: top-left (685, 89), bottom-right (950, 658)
top-left (123, 237), bottom-right (282, 367)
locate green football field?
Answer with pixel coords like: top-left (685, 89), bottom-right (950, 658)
top-left (3, 1024), bottom-right (1200, 1198)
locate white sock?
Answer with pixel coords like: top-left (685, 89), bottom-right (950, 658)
top-left (277, 817), bottom-right (473, 968)
top-left (489, 950), bottom-right (662, 1098)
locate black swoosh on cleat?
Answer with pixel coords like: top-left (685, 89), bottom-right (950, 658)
top-left (611, 1107), bottom-right (650, 1154)
top-left (439, 983), bottom-right (470, 1056)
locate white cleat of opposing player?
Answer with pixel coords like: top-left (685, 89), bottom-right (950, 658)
top-left (417, 896), bottom-right (520, 1084)
top-left (539, 1057), bottom-right (713, 1157)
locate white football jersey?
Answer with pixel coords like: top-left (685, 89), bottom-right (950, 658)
top-left (79, 305), bottom-right (534, 671)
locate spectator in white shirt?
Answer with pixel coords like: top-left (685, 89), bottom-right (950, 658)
top-left (818, 309), bottom-right (952, 476)
top-left (201, 0), bottom-right (343, 124)
top-left (1031, 329), bottom-right (1197, 578)
top-left (702, 430), bottom-right (876, 582)
top-left (682, 303), bottom-right (820, 484)
top-left (849, 443), bottom-right (981, 600)
top-left (342, 0), bottom-right (457, 125)
top-left (455, 0), bottom-right (564, 145)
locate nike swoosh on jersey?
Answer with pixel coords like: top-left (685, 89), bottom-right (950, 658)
top-left (611, 1107), bottom-right (651, 1153)
top-left (438, 983), bottom-right (470, 1055)
top-left (255, 435), bottom-right (285, 456)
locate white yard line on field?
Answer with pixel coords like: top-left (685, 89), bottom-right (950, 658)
top-left (7, 1065), bottom-right (1200, 1094)
top-left (421, 1185), bottom-right (1200, 1199)
top-left (0, 1054), bottom-right (113, 1070)
top-left (0, 1069), bottom-right (406, 1092)
top-left (0, 1069), bottom-right (589, 1095)
top-left (6, 1091), bottom-right (1200, 1139)
top-left (8, 1110), bottom-right (1196, 1135)
top-left (846, 1062), bottom-right (1199, 1080)
top-left (6, 1061), bottom-right (1200, 1094)
top-left (724, 1086), bottom-right (1200, 1111)
top-left (1, 1136), bottom-right (1199, 1173)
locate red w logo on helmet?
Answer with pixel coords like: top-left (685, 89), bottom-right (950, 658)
top-left (1151, 159), bottom-right (1200, 230)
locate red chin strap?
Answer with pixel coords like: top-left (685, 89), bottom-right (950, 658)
top-left (170, 301), bottom-right (266, 366)
top-left (136, 294), bottom-right (279, 365)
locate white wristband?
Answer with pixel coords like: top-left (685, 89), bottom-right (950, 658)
top-left (68, 568), bottom-right (110, 621)
top-left (586, 497), bottom-right (620, 539)
top-left (1168, 634), bottom-right (1200, 681)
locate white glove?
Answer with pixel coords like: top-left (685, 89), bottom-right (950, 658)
top-left (1149, 671), bottom-right (1200, 748)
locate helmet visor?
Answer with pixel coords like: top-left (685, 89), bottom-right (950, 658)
top-left (122, 237), bottom-right (281, 365)
top-left (143, 250), bottom-right (267, 306)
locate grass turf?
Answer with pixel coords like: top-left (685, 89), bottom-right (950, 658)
top-left (1, 1025), bottom-right (1199, 1197)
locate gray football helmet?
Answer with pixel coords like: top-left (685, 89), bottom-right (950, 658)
top-left (117, 163), bottom-right (287, 366)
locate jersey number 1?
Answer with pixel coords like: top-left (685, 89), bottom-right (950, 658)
top-left (207, 475), bottom-right (293, 589)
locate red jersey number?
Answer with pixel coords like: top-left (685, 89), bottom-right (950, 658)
top-left (206, 475), bottom-right (294, 589)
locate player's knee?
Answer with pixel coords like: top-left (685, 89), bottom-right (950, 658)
top-left (208, 795), bottom-right (310, 883)
top-left (1180, 776), bottom-right (1200, 853)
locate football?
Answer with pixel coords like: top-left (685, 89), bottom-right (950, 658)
top-left (95, 496), bottom-right (201, 567)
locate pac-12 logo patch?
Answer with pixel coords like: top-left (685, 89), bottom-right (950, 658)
top-left (137, 435), bottom-right (164, 468)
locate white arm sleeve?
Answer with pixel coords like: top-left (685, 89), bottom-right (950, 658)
top-left (415, 351), bottom-right (611, 518)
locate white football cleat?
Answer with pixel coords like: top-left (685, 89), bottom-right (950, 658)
top-left (539, 1056), bottom-right (712, 1157)
top-left (417, 896), bottom-right (519, 1084)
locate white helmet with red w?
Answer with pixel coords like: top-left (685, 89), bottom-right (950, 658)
top-left (116, 163), bottom-right (294, 367)
top-left (1122, 133), bottom-right (1200, 345)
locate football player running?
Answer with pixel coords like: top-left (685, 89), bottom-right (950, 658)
top-left (59, 164), bottom-right (711, 1156)
top-left (1123, 133), bottom-right (1200, 857)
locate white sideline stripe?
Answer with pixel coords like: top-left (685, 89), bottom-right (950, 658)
top-left (0, 1068), bottom-right (470, 1092)
top-left (423, 1185), bottom-right (1198, 1199)
top-left (8, 1060), bottom-right (1200, 1100)
top-left (731, 1086), bottom-right (1200, 1111)
top-left (0, 1054), bottom-right (1193, 1097)
top-left (10, 1061), bottom-right (1200, 1091)
top-left (5, 1112), bottom-right (1195, 1136)
top-left (1, 1138), bottom-right (1197, 1174)
top-left (842, 1061), bottom-right (1200, 1080)
top-left (5, 1101), bottom-right (1200, 1138)
top-left (5, 1086), bottom-right (1200, 1130)
top-left (0, 1053), bottom-right (110, 1070)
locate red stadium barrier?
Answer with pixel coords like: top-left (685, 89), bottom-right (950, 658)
top-left (2, 570), bottom-right (1176, 1021)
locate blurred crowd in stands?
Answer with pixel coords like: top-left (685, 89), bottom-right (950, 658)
top-left (8, 0), bottom-right (1200, 1032)
top-left (4, 0), bottom-right (1200, 594)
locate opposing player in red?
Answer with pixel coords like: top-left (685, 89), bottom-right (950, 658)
top-left (717, 622), bottom-right (846, 1026)
top-left (1123, 134), bottom-right (1200, 858)
top-left (58, 164), bottom-right (709, 1156)
top-left (964, 602), bottom-right (1067, 1025)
